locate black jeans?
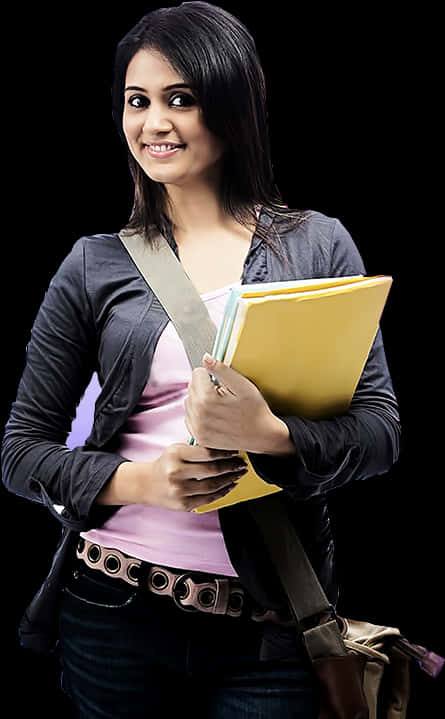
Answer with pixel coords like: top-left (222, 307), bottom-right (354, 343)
top-left (58, 556), bottom-right (320, 718)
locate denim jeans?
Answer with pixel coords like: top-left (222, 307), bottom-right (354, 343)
top-left (58, 556), bottom-right (320, 718)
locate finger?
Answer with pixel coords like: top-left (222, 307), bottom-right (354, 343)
top-left (191, 366), bottom-right (216, 396)
top-left (183, 445), bottom-right (239, 461)
top-left (186, 470), bottom-right (245, 496)
top-left (187, 482), bottom-right (237, 511)
top-left (202, 355), bottom-right (241, 396)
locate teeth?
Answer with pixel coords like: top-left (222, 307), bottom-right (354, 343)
top-left (150, 144), bottom-right (181, 151)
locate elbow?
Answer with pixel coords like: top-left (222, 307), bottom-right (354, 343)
top-left (300, 411), bottom-right (402, 494)
top-left (1, 416), bottom-right (27, 495)
top-left (392, 417), bottom-right (401, 464)
top-left (1, 432), bottom-right (41, 504)
top-left (383, 415), bottom-right (401, 471)
top-left (1, 435), bottom-right (15, 494)
top-left (358, 410), bottom-right (402, 479)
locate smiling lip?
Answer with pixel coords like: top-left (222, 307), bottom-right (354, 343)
top-left (146, 144), bottom-right (186, 158)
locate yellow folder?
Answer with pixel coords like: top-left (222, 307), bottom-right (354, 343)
top-left (192, 274), bottom-right (392, 513)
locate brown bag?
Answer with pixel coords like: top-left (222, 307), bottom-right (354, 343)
top-left (339, 617), bottom-right (411, 719)
top-left (119, 228), bottom-right (444, 719)
top-left (313, 652), bottom-right (369, 719)
top-left (310, 616), bottom-right (416, 719)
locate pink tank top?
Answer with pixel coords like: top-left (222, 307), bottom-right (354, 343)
top-left (81, 280), bottom-right (242, 576)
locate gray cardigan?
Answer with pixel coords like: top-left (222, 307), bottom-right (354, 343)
top-left (1, 207), bottom-right (401, 655)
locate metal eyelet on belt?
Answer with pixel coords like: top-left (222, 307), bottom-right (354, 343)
top-left (228, 590), bottom-right (244, 613)
top-left (87, 544), bottom-right (101, 563)
top-left (127, 562), bottom-right (141, 583)
top-left (150, 570), bottom-right (170, 591)
top-left (198, 588), bottom-right (215, 608)
top-left (104, 554), bottom-right (121, 574)
top-left (77, 537), bottom-right (85, 554)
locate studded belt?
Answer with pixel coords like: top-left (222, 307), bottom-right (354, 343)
top-left (76, 537), bottom-right (297, 627)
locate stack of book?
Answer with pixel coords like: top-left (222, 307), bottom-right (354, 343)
top-left (190, 274), bottom-right (393, 513)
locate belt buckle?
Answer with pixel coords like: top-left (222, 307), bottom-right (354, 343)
top-left (172, 572), bottom-right (200, 614)
top-left (172, 573), bottom-right (244, 618)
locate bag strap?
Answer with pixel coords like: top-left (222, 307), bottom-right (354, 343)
top-left (118, 228), bottom-right (348, 660)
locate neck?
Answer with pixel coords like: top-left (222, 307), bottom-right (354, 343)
top-left (164, 181), bottom-right (259, 240)
top-left (168, 205), bottom-right (236, 239)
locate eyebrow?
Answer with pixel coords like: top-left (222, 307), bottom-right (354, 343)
top-left (124, 83), bottom-right (191, 93)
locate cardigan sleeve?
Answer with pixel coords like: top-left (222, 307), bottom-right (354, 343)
top-left (0, 238), bottom-right (130, 530)
top-left (246, 217), bottom-right (401, 500)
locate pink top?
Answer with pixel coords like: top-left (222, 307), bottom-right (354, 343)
top-left (81, 280), bottom-right (242, 576)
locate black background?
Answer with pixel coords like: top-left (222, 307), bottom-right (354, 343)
top-left (2, 3), bottom-right (442, 716)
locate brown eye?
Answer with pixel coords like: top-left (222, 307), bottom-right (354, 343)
top-left (170, 94), bottom-right (195, 107)
top-left (127, 95), bottom-right (148, 108)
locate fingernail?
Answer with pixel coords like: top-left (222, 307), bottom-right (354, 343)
top-left (203, 352), bottom-right (215, 366)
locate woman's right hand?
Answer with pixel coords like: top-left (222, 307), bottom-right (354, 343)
top-left (139, 443), bottom-right (249, 512)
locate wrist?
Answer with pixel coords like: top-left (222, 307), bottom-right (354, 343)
top-left (95, 461), bottom-right (145, 505)
top-left (263, 415), bottom-right (297, 456)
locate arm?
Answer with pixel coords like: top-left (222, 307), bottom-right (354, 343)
top-left (246, 218), bottom-right (401, 499)
top-left (1, 237), bottom-right (131, 530)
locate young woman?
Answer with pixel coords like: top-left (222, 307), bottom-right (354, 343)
top-left (1, 3), bottom-right (400, 717)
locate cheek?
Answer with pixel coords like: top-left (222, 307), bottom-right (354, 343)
top-left (192, 136), bottom-right (225, 165)
top-left (206, 133), bottom-right (226, 163)
top-left (122, 113), bottom-right (140, 145)
top-left (186, 118), bottom-right (222, 159)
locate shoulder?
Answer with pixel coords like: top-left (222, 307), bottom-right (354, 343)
top-left (280, 208), bottom-right (348, 243)
top-left (79, 231), bottom-right (122, 250)
top-left (57, 232), bottom-right (122, 264)
top-left (277, 208), bottom-right (366, 276)
top-left (74, 231), bottom-right (126, 266)
top-left (48, 233), bottom-right (125, 295)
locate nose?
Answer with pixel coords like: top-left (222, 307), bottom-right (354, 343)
top-left (141, 107), bottom-right (173, 136)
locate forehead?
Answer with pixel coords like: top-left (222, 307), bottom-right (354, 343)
top-left (125, 49), bottom-right (183, 85)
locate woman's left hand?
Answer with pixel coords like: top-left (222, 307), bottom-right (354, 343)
top-left (184, 353), bottom-right (276, 452)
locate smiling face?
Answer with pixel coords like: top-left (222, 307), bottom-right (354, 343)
top-left (122, 48), bottom-right (226, 189)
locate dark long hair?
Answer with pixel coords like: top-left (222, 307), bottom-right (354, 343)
top-left (111, 2), bottom-right (311, 259)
